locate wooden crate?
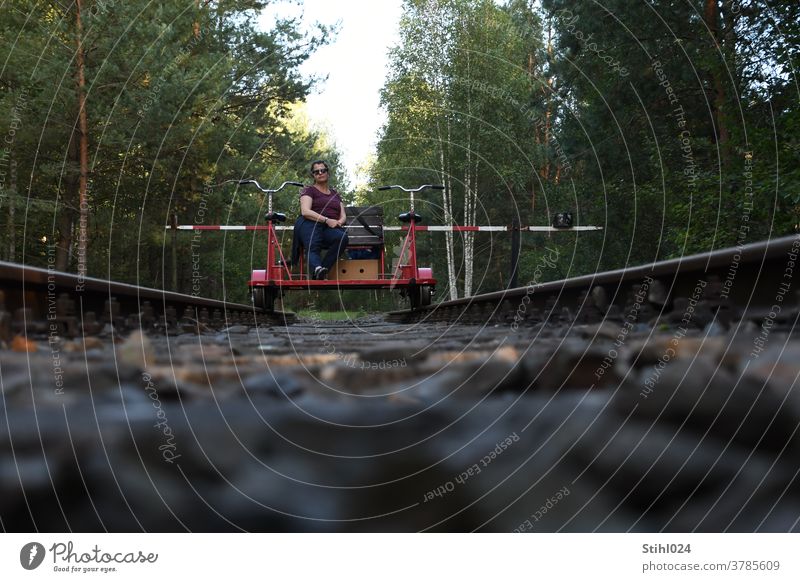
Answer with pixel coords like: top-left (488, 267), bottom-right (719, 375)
top-left (330, 259), bottom-right (379, 280)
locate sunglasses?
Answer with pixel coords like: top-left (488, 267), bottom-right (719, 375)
top-left (312, 168), bottom-right (328, 175)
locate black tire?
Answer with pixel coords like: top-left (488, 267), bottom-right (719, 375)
top-left (252, 287), bottom-right (276, 312)
top-left (409, 285), bottom-right (432, 310)
top-left (420, 285), bottom-right (432, 307)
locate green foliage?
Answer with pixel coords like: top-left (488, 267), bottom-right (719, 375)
top-left (372, 0), bottom-right (798, 295)
top-left (374, 0), bottom-right (551, 296)
top-left (295, 309), bottom-right (369, 321)
top-left (3, 0), bottom-right (796, 308)
top-left (540, 0), bottom-right (799, 264)
top-left (0, 0), bottom-right (341, 302)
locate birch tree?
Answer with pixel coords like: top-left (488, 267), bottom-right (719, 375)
top-left (377, 0), bottom-right (542, 297)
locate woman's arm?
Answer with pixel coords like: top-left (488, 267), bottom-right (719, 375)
top-left (301, 194), bottom-right (335, 225)
top-left (337, 203), bottom-right (347, 227)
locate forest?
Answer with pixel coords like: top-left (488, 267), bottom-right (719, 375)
top-left (1, 1), bottom-right (797, 309)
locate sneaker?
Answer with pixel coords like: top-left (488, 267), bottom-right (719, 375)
top-left (313, 266), bottom-right (328, 280)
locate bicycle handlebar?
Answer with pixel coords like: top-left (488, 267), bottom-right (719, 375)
top-left (238, 180), bottom-right (304, 193)
top-left (378, 184), bottom-right (445, 193)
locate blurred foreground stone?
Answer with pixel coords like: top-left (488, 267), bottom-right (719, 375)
top-left (1, 319), bottom-right (798, 531)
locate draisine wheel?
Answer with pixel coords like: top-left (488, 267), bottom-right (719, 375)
top-left (419, 285), bottom-right (432, 307)
top-left (252, 287), bottom-right (276, 312)
top-left (409, 285), bottom-right (432, 310)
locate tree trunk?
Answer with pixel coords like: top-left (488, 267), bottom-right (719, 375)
top-left (704, 0), bottom-right (730, 172)
top-left (464, 159), bottom-right (477, 297)
top-left (6, 157), bottom-right (16, 262)
top-left (438, 118), bottom-right (458, 301)
top-left (463, 179), bottom-right (473, 297)
top-left (56, 131), bottom-right (79, 272)
top-left (529, 21), bottom-right (539, 212)
top-left (541, 19), bottom-right (554, 181)
top-left (194, 0), bottom-right (201, 39)
top-left (463, 51), bottom-right (474, 297)
top-left (75, 0), bottom-right (90, 277)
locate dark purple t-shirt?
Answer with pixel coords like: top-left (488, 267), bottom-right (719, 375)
top-left (301, 186), bottom-right (343, 220)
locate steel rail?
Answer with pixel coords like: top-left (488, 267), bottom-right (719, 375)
top-left (0, 261), bottom-right (290, 338)
top-left (390, 235), bottom-right (800, 323)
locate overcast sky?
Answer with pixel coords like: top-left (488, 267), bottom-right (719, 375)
top-left (260, 0), bottom-right (404, 187)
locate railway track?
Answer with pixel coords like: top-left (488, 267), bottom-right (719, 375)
top-left (392, 234), bottom-right (800, 325)
top-left (0, 260), bottom-right (293, 343)
top-left (1, 237), bottom-right (799, 532)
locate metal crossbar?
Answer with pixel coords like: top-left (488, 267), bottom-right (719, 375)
top-left (169, 225), bottom-right (602, 232)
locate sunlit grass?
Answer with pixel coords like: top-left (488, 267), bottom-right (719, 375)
top-left (295, 310), bottom-right (369, 321)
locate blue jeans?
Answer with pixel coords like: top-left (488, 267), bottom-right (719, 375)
top-left (294, 217), bottom-right (349, 272)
